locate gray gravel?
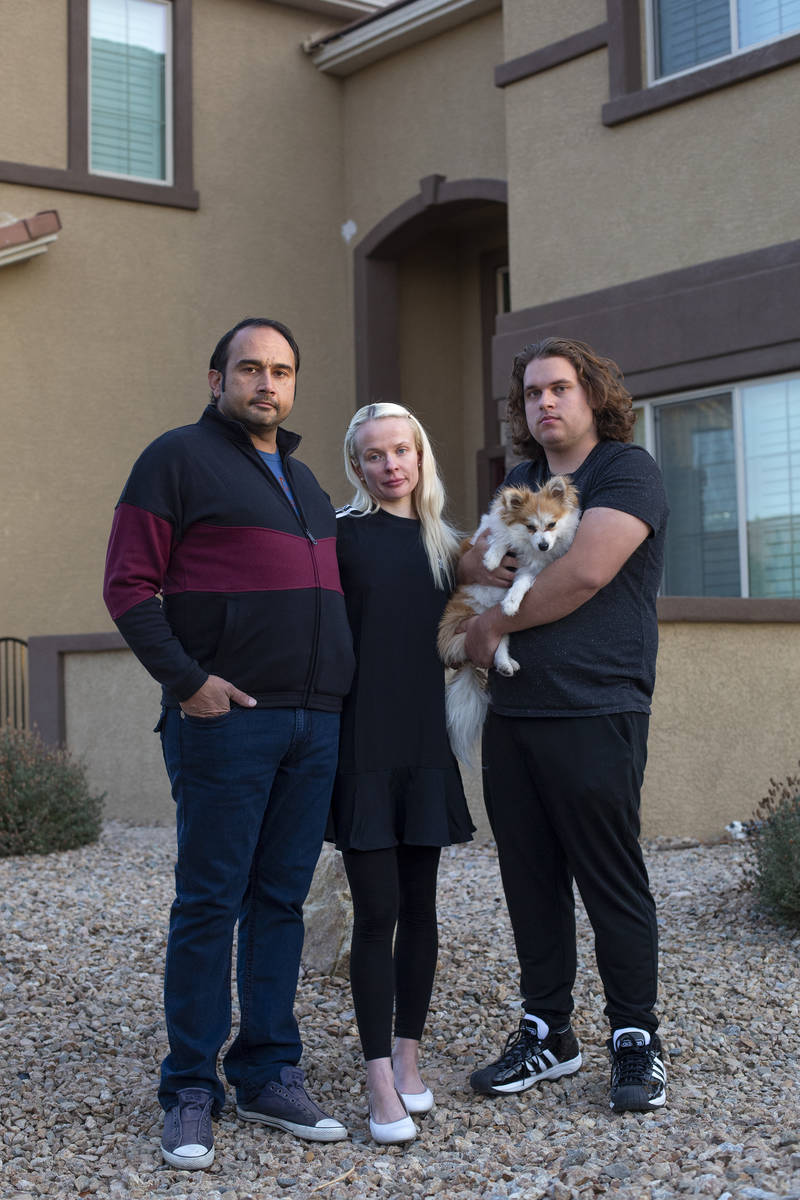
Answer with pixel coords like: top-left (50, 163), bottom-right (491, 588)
top-left (2, 824), bottom-right (799, 1199)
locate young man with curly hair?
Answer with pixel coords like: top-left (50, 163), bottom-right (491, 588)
top-left (459, 337), bottom-right (669, 1113)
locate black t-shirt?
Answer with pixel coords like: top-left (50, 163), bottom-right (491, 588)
top-left (489, 441), bottom-right (669, 718)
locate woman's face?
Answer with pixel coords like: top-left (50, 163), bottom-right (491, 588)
top-left (353, 417), bottom-right (421, 516)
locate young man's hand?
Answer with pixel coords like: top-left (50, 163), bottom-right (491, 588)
top-left (457, 530), bottom-right (516, 588)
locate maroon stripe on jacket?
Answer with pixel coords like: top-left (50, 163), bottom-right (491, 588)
top-left (104, 503), bottom-right (174, 620)
top-left (163, 524), bottom-right (343, 595)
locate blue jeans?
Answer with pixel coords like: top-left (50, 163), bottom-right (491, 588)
top-left (158, 705), bottom-right (340, 1113)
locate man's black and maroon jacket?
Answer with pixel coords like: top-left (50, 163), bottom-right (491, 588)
top-left (103, 405), bottom-right (355, 710)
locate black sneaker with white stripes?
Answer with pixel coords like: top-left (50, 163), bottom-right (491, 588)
top-left (608, 1031), bottom-right (667, 1112)
top-left (470, 1019), bottom-right (582, 1095)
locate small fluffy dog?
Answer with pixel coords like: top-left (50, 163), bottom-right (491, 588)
top-left (437, 476), bottom-right (581, 766)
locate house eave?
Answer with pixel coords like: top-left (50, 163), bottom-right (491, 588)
top-left (308, 0), bottom-right (500, 76)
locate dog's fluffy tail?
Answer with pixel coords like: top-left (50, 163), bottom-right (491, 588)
top-left (445, 666), bottom-right (489, 769)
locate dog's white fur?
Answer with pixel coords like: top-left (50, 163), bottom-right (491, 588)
top-left (437, 476), bottom-right (581, 766)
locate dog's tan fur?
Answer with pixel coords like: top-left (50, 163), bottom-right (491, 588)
top-left (438, 477), bottom-right (581, 765)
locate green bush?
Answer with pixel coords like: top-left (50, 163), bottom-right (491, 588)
top-left (0, 724), bottom-right (104, 857)
top-left (751, 766), bottom-right (800, 927)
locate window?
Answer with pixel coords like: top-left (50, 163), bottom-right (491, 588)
top-left (0, 0), bottom-right (195, 208)
top-left (90, 0), bottom-right (171, 183)
top-left (634, 375), bottom-right (800, 597)
top-left (653, 0), bottom-right (800, 79)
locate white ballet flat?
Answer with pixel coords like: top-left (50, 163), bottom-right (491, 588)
top-left (368, 1093), bottom-right (416, 1145)
top-left (399, 1087), bottom-right (434, 1114)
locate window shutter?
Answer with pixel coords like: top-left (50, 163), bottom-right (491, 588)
top-left (655, 0), bottom-right (731, 76)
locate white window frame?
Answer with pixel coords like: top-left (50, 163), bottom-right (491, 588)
top-left (87, 0), bottom-right (174, 187)
top-left (634, 370), bottom-right (800, 599)
top-left (646, 0), bottom-right (800, 85)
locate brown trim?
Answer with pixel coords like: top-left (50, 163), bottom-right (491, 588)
top-left (28, 632), bottom-right (127, 746)
top-left (494, 23), bottom-right (608, 88)
top-left (479, 247), bottom-right (507, 445)
top-left (493, 238), bottom-right (800, 400)
top-left (68, 0), bottom-right (89, 173)
top-left (353, 175), bottom-right (508, 409)
top-left (604, 1), bottom-right (800, 125)
top-left (606, 0), bottom-right (641, 97)
top-left (0, 0), bottom-right (197, 210)
top-left (476, 247), bottom-right (509, 516)
top-left (657, 598), bottom-right (800, 623)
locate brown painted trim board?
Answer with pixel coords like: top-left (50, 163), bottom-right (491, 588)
top-left (493, 238), bottom-right (800, 400)
top-left (28, 633), bottom-right (127, 746)
top-left (657, 598), bottom-right (800, 622)
top-left (494, 23), bottom-right (608, 88)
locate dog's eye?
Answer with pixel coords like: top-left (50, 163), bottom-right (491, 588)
top-left (526, 523), bottom-right (538, 532)
top-left (546, 521), bottom-right (556, 530)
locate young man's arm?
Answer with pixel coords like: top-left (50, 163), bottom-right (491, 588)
top-left (462, 506), bottom-right (651, 666)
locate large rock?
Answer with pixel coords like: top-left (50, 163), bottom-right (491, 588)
top-left (302, 843), bottom-right (352, 977)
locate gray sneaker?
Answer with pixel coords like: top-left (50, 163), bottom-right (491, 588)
top-left (237, 1066), bottom-right (347, 1142)
top-left (161, 1088), bottom-right (215, 1170)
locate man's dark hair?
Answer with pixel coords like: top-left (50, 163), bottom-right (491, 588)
top-left (209, 318), bottom-right (301, 392)
top-left (506, 335), bottom-right (635, 463)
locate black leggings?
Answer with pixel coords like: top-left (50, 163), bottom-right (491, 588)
top-left (342, 844), bottom-right (441, 1062)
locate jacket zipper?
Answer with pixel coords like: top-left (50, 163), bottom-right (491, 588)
top-left (282, 457), bottom-right (322, 707)
top-left (245, 442), bottom-right (324, 706)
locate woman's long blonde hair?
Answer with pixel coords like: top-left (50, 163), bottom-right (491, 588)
top-left (342, 403), bottom-right (460, 589)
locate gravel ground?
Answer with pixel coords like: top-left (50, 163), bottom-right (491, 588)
top-left (2, 823), bottom-right (799, 1200)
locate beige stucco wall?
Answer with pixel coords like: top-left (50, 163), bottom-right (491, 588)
top-left (64, 650), bottom-right (173, 824)
top-left (337, 11), bottom-right (507, 527)
top-left (503, 44), bottom-right (800, 309)
top-left (0, 1), bottom-right (67, 168)
top-left (643, 622), bottom-right (800, 839)
top-left (0, 0), bottom-right (352, 642)
top-left (502, 0), bottom-right (606, 57)
top-left (341, 11), bottom-right (506, 249)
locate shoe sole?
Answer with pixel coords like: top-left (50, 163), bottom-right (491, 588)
top-left (161, 1145), bottom-right (215, 1170)
top-left (475, 1052), bottom-right (583, 1095)
top-left (236, 1105), bottom-right (348, 1142)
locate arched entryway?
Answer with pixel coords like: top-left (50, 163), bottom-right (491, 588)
top-left (354, 175), bottom-right (508, 525)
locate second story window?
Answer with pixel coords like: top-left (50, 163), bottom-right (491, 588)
top-left (653, 0), bottom-right (800, 80)
top-left (89, 0), bottom-right (171, 183)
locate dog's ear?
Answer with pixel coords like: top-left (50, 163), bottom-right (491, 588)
top-left (501, 487), bottom-right (530, 513)
top-left (546, 475), bottom-right (579, 507)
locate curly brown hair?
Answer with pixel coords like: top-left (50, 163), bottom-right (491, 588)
top-left (506, 336), bottom-right (635, 463)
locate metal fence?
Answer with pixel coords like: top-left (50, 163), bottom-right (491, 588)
top-left (0, 637), bottom-right (28, 729)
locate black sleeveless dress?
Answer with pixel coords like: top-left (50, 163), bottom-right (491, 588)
top-left (328, 509), bottom-right (474, 852)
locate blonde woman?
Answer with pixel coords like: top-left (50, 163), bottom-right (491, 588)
top-left (329, 403), bottom-right (474, 1144)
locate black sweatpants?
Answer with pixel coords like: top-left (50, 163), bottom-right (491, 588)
top-left (482, 711), bottom-right (659, 1035)
top-left (342, 844), bottom-right (442, 1061)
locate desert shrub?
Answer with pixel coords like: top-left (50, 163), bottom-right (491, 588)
top-left (750, 765), bottom-right (800, 927)
top-left (0, 724), bottom-right (104, 857)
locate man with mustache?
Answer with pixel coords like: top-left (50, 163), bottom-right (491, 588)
top-left (104, 318), bottom-right (354, 1168)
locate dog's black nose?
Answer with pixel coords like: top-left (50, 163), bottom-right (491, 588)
top-left (538, 540), bottom-right (549, 551)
